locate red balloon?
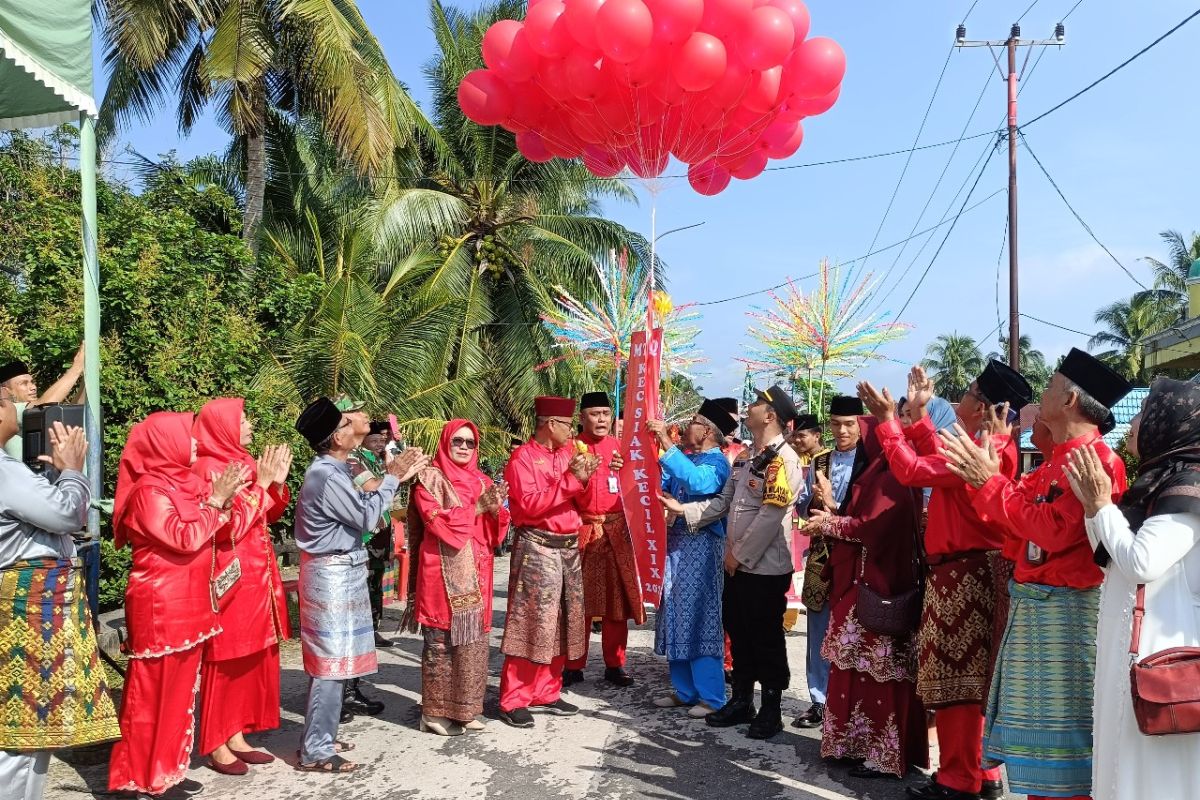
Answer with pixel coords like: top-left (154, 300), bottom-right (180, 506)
top-left (516, 131), bottom-right (555, 162)
top-left (674, 32), bottom-right (726, 92)
top-left (699, 0), bottom-right (752, 33)
top-left (683, 97), bottom-right (728, 130)
top-left (542, 124), bottom-right (585, 158)
top-left (583, 145), bottom-right (625, 178)
top-left (568, 112), bottom-right (609, 144)
top-left (708, 59), bottom-right (754, 109)
top-left (624, 143), bottom-right (669, 178)
top-left (766, 0), bottom-right (810, 42)
top-left (737, 7), bottom-right (795, 70)
top-left (504, 82), bottom-right (548, 132)
top-left (760, 118), bottom-right (804, 158)
top-left (482, 21), bottom-right (539, 82)
top-left (623, 43), bottom-right (669, 88)
top-left (650, 74), bottom-right (687, 106)
top-left (688, 159), bottom-right (731, 195)
top-left (564, 50), bottom-right (605, 100)
top-left (596, 0), bottom-right (654, 64)
top-left (673, 123), bottom-right (722, 162)
top-left (786, 36), bottom-right (845, 100)
top-left (646, 0), bottom-right (704, 44)
top-left (594, 92), bottom-right (638, 137)
top-left (787, 83), bottom-right (840, 116)
top-left (458, 69), bottom-right (514, 126)
top-left (537, 57), bottom-right (575, 101)
top-left (742, 65), bottom-right (783, 114)
top-left (563, 0), bottom-right (605, 51)
top-left (525, 0), bottom-right (572, 58)
top-left (730, 149), bottom-right (768, 179)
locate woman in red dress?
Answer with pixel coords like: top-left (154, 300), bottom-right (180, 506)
top-left (404, 419), bottom-right (508, 736)
top-left (192, 398), bottom-right (292, 774)
top-left (107, 412), bottom-right (250, 796)
top-left (807, 415), bottom-right (929, 780)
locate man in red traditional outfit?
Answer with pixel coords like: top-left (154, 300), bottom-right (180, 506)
top-left (944, 348), bottom-right (1132, 800)
top-left (859, 360), bottom-right (1033, 800)
top-left (562, 392), bottom-right (642, 688)
top-left (499, 396), bottom-right (598, 728)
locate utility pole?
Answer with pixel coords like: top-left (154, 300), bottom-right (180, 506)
top-left (956, 22), bottom-right (1065, 370)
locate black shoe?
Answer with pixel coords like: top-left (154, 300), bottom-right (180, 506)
top-left (724, 669), bottom-right (733, 685)
top-left (905, 777), bottom-right (979, 800)
top-left (980, 779), bottom-right (1005, 799)
top-left (791, 702), bottom-right (824, 729)
top-left (344, 682), bottom-right (385, 716)
top-left (603, 666), bottom-right (634, 687)
top-left (562, 669), bottom-right (585, 687)
top-left (176, 779), bottom-right (205, 796)
top-left (705, 682), bottom-right (756, 727)
top-left (848, 765), bottom-right (897, 780)
top-left (746, 688), bottom-right (783, 739)
top-left (374, 631), bottom-right (394, 648)
top-left (501, 707), bottom-right (535, 728)
top-left (532, 698), bottom-right (579, 716)
top-left (591, 620), bottom-right (602, 634)
top-left (340, 706), bottom-right (354, 724)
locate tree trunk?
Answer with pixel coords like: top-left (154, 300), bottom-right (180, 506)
top-left (242, 129), bottom-right (266, 253)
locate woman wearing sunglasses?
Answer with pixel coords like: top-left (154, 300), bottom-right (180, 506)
top-left (406, 419), bottom-right (509, 735)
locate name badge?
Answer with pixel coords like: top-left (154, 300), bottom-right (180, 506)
top-left (1026, 542), bottom-right (1046, 565)
top-left (608, 475), bottom-right (620, 494)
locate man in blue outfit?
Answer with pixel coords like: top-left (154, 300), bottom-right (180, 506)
top-left (648, 399), bottom-right (735, 717)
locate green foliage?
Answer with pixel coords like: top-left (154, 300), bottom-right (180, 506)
top-left (921, 333), bottom-right (984, 401)
top-left (98, 537), bottom-right (133, 610)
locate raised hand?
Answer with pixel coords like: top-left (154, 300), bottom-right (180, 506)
top-left (275, 444), bottom-right (293, 484)
top-left (980, 402), bottom-right (1013, 438)
top-left (256, 445), bottom-right (280, 489)
top-left (813, 470), bottom-right (836, 510)
top-left (1064, 444), bottom-right (1112, 517)
top-left (856, 381), bottom-right (894, 422)
top-left (907, 366), bottom-right (934, 410)
top-left (39, 422), bottom-right (87, 473)
top-left (940, 424), bottom-right (1000, 488)
top-left (210, 463), bottom-right (252, 508)
top-left (388, 447), bottom-right (429, 482)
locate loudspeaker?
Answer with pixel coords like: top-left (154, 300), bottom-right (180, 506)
top-left (22, 403), bottom-right (85, 471)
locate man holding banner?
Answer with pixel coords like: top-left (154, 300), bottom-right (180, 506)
top-left (562, 392), bottom-right (643, 688)
top-left (648, 401), bottom-right (735, 717)
top-left (662, 385), bottom-right (802, 740)
top-left (499, 396), bottom-right (598, 729)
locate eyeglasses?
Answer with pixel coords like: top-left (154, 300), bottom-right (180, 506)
top-left (547, 418), bottom-right (573, 428)
top-left (450, 437), bottom-right (477, 449)
top-left (687, 418), bottom-right (706, 428)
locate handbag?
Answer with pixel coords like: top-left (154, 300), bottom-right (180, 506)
top-left (209, 518), bottom-right (242, 614)
top-left (1128, 582), bottom-right (1200, 735)
top-left (856, 489), bottom-right (925, 638)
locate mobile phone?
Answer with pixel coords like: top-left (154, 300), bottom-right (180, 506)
top-left (996, 404), bottom-right (1019, 426)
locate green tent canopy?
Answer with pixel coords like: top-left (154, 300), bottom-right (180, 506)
top-left (0, 0), bottom-right (102, 540)
top-left (0, 0), bottom-right (96, 129)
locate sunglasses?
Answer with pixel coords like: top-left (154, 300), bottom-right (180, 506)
top-left (450, 437), bottom-right (478, 449)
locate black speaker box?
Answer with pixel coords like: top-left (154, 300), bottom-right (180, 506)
top-left (21, 403), bottom-right (85, 471)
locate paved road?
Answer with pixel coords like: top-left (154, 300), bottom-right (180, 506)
top-left (46, 559), bottom-right (1019, 800)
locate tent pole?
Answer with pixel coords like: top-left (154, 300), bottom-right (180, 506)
top-left (80, 112), bottom-right (101, 540)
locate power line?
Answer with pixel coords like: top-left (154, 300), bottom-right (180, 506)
top-left (1021, 6), bottom-right (1200, 129)
top-left (1018, 130), bottom-right (1148, 289)
top-left (1017, 0), bottom-right (1044, 23)
top-left (1020, 312), bottom-right (1092, 339)
top-left (692, 185), bottom-right (1004, 306)
top-left (1063, 0), bottom-right (1087, 20)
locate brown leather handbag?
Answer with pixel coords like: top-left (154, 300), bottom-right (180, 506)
top-left (856, 491), bottom-right (925, 638)
top-left (1128, 583), bottom-right (1200, 735)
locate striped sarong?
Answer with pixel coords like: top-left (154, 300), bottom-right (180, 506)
top-left (299, 550), bottom-right (378, 680)
top-left (0, 558), bottom-right (120, 750)
top-left (983, 580), bottom-right (1100, 797)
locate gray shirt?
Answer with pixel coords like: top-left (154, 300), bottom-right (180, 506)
top-left (682, 433), bottom-right (805, 576)
top-left (294, 455), bottom-right (399, 556)
top-left (0, 450), bottom-right (89, 567)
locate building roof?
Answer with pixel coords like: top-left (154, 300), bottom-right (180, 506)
top-left (1019, 387), bottom-right (1149, 451)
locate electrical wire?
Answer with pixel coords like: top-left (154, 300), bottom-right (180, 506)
top-left (1063, 0), bottom-right (1087, 20)
top-left (1018, 130), bottom-right (1148, 289)
top-left (1017, 0), bottom-right (1043, 24)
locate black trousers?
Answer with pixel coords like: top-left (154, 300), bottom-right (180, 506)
top-left (723, 570), bottom-right (792, 690)
top-left (366, 525), bottom-right (392, 629)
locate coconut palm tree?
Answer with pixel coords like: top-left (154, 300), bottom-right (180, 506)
top-left (366, 0), bottom-right (658, 431)
top-left (922, 334), bottom-right (984, 401)
top-left (1143, 229), bottom-right (1200, 298)
top-left (986, 334), bottom-right (1052, 395)
top-left (1089, 290), bottom-right (1181, 382)
top-left (97, 0), bottom-right (427, 247)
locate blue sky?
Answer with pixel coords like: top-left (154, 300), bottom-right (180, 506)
top-left (97, 0), bottom-right (1200, 403)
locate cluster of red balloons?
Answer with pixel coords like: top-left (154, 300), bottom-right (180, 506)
top-left (457, 0), bottom-right (844, 196)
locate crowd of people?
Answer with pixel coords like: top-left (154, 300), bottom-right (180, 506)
top-left (2, 345), bottom-right (1200, 800)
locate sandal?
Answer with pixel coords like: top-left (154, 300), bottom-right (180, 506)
top-left (295, 754), bottom-right (357, 773)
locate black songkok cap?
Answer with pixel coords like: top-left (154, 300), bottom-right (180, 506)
top-left (698, 398), bottom-right (739, 436)
top-left (295, 397), bottom-right (342, 450)
top-left (793, 413), bottom-right (820, 432)
top-left (579, 391), bottom-right (612, 410)
top-left (0, 360), bottom-right (30, 384)
top-left (976, 359), bottom-right (1035, 410)
top-left (829, 395), bottom-right (864, 417)
top-left (368, 420), bottom-right (390, 436)
top-left (1057, 347), bottom-right (1133, 409)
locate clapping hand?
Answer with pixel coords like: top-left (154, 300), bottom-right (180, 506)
top-left (856, 381), bottom-right (895, 422)
top-left (907, 366), bottom-right (934, 411)
top-left (1064, 444), bottom-right (1112, 518)
top-left (255, 444), bottom-right (293, 489)
top-left (210, 463), bottom-right (252, 508)
top-left (38, 422), bottom-right (86, 473)
top-left (477, 483), bottom-right (506, 516)
top-left (610, 450), bottom-right (625, 471)
top-left (387, 447), bottom-right (429, 482)
top-left (980, 402), bottom-right (1013, 438)
top-left (569, 453), bottom-right (598, 482)
top-left (813, 470), bottom-right (835, 511)
top-left (940, 424), bottom-right (1001, 488)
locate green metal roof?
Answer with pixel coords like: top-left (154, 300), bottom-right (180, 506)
top-left (1188, 258), bottom-right (1200, 281)
top-left (0, 0), bottom-right (95, 129)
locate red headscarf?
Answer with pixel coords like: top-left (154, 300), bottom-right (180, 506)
top-left (112, 412), bottom-right (210, 548)
top-left (433, 418), bottom-right (487, 506)
top-left (193, 397), bottom-right (256, 482)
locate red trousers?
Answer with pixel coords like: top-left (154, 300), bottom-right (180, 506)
top-left (108, 646), bottom-right (203, 794)
top-left (935, 703), bottom-right (1002, 794)
top-left (499, 655), bottom-right (565, 712)
top-left (197, 645), bottom-right (282, 754)
top-left (565, 620), bottom-right (627, 670)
